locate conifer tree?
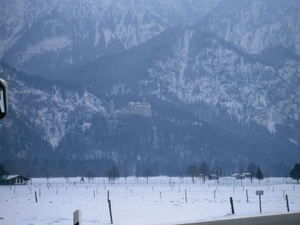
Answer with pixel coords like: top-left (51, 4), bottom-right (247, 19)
top-left (0, 164), bottom-right (9, 176)
top-left (290, 163), bottom-right (300, 184)
top-left (256, 166), bottom-right (264, 183)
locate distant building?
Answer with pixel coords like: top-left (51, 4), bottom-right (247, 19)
top-left (109, 98), bottom-right (152, 117)
top-left (127, 98), bottom-right (152, 117)
top-left (242, 173), bottom-right (252, 178)
top-left (231, 173), bottom-right (245, 179)
top-left (1, 175), bottom-right (30, 185)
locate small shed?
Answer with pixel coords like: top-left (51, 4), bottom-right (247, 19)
top-left (1, 175), bottom-right (30, 185)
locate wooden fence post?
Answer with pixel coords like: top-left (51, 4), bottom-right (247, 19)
top-left (286, 195), bottom-right (290, 212)
top-left (35, 191), bottom-right (38, 203)
top-left (107, 190), bottom-right (113, 224)
top-left (230, 197), bottom-right (235, 214)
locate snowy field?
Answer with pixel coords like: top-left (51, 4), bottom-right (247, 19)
top-left (0, 176), bottom-right (299, 225)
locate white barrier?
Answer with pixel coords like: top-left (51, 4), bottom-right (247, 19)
top-left (73, 210), bottom-right (82, 225)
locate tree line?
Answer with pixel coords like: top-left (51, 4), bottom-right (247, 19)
top-left (185, 162), bottom-right (300, 184)
top-left (1, 163), bottom-right (300, 185)
top-left (0, 156), bottom-right (299, 183)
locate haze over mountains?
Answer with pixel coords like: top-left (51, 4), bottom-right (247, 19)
top-left (0, 0), bottom-right (299, 177)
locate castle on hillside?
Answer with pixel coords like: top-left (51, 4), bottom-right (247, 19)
top-left (109, 98), bottom-right (152, 117)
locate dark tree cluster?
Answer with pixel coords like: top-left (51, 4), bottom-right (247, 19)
top-left (106, 165), bottom-right (120, 184)
top-left (186, 162), bottom-right (211, 183)
top-left (290, 163), bottom-right (300, 184)
top-left (0, 164), bottom-right (9, 176)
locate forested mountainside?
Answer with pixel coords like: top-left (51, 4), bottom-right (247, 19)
top-left (0, 61), bottom-right (298, 177)
top-left (0, 0), bottom-right (299, 177)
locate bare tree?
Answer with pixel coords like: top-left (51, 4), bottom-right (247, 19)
top-left (106, 165), bottom-right (120, 184)
top-left (86, 170), bottom-right (95, 183)
top-left (178, 172), bottom-right (184, 184)
top-left (199, 161), bottom-right (210, 183)
top-left (186, 164), bottom-right (198, 183)
top-left (123, 167), bottom-right (129, 183)
top-left (247, 162), bottom-right (258, 183)
top-left (143, 169), bottom-right (152, 184)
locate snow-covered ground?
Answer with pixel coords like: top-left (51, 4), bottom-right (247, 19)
top-left (0, 176), bottom-right (299, 225)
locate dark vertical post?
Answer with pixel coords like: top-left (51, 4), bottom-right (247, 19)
top-left (185, 189), bottom-right (187, 202)
top-left (108, 199), bottom-right (113, 224)
top-left (35, 191), bottom-right (38, 203)
top-left (286, 195), bottom-right (290, 212)
top-left (246, 189), bottom-right (248, 203)
top-left (107, 190), bottom-right (113, 224)
top-left (259, 195), bottom-right (262, 213)
top-left (0, 78), bottom-right (8, 119)
top-left (256, 190), bottom-right (263, 213)
top-left (230, 197), bottom-right (235, 214)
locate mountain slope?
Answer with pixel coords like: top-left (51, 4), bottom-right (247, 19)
top-left (0, 0), bottom-right (299, 176)
top-left (0, 0), bottom-right (221, 78)
top-left (72, 24), bottom-right (300, 136)
top-left (2, 60), bottom-right (298, 177)
top-left (197, 0), bottom-right (300, 55)
top-left (0, 61), bottom-right (106, 149)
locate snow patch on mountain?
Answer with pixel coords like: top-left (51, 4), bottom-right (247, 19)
top-left (175, 29), bottom-right (194, 91)
top-left (19, 36), bottom-right (72, 63)
top-left (1, 65), bottom-right (106, 148)
top-left (103, 28), bottom-right (113, 49)
top-left (146, 27), bottom-right (300, 133)
top-left (0, 0), bottom-right (59, 56)
top-left (289, 138), bottom-right (298, 145)
top-left (201, 0), bottom-right (300, 55)
top-left (1, 0), bottom-right (222, 77)
top-left (93, 21), bottom-right (101, 47)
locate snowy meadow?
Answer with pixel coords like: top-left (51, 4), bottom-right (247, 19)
top-left (0, 176), bottom-right (299, 225)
